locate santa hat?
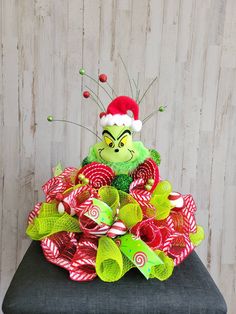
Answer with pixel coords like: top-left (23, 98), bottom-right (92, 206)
top-left (99, 96), bottom-right (142, 132)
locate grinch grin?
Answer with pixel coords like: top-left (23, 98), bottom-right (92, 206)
top-left (98, 147), bottom-right (134, 163)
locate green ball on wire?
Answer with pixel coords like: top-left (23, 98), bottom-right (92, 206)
top-left (79, 68), bottom-right (86, 75)
top-left (47, 115), bottom-right (53, 122)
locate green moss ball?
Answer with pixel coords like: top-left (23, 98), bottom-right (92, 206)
top-left (149, 149), bottom-right (161, 166)
top-left (81, 156), bottom-right (91, 167)
top-left (111, 174), bottom-right (133, 193)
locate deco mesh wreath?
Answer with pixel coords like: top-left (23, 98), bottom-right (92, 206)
top-left (26, 63), bottom-right (204, 282)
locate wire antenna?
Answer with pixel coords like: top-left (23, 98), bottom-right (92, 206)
top-left (138, 77), bottom-right (158, 105)
top-left (47, 116), bottom-right (102, 140)
top-left (79, 69), bottom-right (113, 100)
top-left (106, 81), bottom-right (118, 98)
top-left (133, 72), bottom-right (141, 102)
top-left (85, 85), bottom-right (106, 111)
top-left (118, 54), bottom-right (134, 99)
top-left (142, 106), bottom-right (167, 125)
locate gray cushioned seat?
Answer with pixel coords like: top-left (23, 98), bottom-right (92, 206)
top-left (2, 241), bottom-right (227, 314)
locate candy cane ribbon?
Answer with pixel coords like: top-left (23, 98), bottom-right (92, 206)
top-left (162, 232), bottom-right (194, 266)
top-left (70, 236), bottom-right (98, 282)
top-left (41, 232), bottom-right (98, 282)
top-left (41, 232), bottom-right (78, 271)
top-left (42, 176), bottom-right (71, 202)
top-left (42, 167), bottom-right (78, 202)
top-left (129, 179), bottom-right (153, 207)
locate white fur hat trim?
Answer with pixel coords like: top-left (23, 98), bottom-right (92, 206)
top-left (100, 114), bottom-right (142, 132)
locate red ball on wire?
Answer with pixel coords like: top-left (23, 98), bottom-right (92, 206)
top-left (83, 91), bottom-right (90, 98)
top-left (99, 74), bottom-right (107, 83)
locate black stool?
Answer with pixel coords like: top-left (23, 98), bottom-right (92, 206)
top-left (2, 242), bottom-right (227, 314)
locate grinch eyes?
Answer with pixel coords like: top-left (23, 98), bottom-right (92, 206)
top-left (104, 135), bottom-right (128, 149)
top-left (118, 135), bottom-right (128, 148)
top-left (104, 136), bottom-right (115, 148)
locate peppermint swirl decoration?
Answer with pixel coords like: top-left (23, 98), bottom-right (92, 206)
top-left (133, 251), bottom-right (148, 267)
top-left (88, 205), bottom-right (100, 220)
top-left (114, 239), bottom-right (121, 247)
top-left (76, 162), bottom-right (115, 189)
top-left (131, 158), bottom-right (159, 192)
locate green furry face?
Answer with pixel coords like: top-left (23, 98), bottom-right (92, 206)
top-left (94, 126), bottom-right (135, 163)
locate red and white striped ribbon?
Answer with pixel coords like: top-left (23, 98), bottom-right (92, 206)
top-left (183, 194), bottom-right (197, 213)
top-left (42, 177), bottom-right (71, 203)
top-left (41, 232), bottom-right (78, 271)
top-left (107, 220), bottom-right (128, 238)
top-left (129, 178), bottom-right (145, 191)
top-left (41, 233), bottom-right (98, 282)
top-left (129, 179), bottom-right (152, 207)
top-left (70, 236), bottom-right (98, 282)
top-left (182, 207), bottom-right (197, 233)
top-left (28, 202), bottom-right (42, 224)
top-left (162, 232), bottom-right (194, 266)
top-left (69, 269), bottom-right (97, 282)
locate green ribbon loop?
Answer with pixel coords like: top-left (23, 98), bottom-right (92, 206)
top-left (53, 162), bottom-right (63, 176)
top-left (84, 198), bottom-right (114, 226)
top-left (117, 234), bottom-right (164, 279)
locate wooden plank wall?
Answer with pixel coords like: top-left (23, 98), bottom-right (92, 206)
top-left (0, 0), bottom-right (235, 312)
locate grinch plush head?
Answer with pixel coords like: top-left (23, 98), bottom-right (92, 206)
top-left (94, 96), bottom-right (143, 162)
top-left (47, 61), bottom-right (165, 174)
top-left (85, 95), bottom-right (152, 173)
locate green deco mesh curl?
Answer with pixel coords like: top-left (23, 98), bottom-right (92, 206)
top-left (189, 225), bottom-right (205, 246)
top-left (118, 204), bottom-right (143, 228)
top-left (95, 237), bottom-right (134, 282)
top-left (95, 237), bottom-right (173, 282)
top-left (149, 250), bottom-right (174, 281)
top-left (98, 186), bottom-right (119, 215)
top-left (26, 203), bottom-right (81, 240)
top-left (118, 190), bottom-right (139, 208)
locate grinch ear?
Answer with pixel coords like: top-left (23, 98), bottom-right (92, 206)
top-left (132, 120), bottom-right (142, 132)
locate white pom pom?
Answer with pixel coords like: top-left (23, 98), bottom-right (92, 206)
top-left (132, 120), bottom-right (142, 132)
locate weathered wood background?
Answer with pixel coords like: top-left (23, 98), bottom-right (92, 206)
top-left (0, 0), bottom-right (235, 312)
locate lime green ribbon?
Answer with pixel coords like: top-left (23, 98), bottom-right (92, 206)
top-left (96, 234), bottom-right (174, 282)
top-left (84, 198), bottom-right (114, 226)
top-left (117, 234), bottom-right (163, 279)
top-left (85, 188), bottom-right (143, 229)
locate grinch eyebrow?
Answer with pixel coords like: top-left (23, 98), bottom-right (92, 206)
top-left (102, 130), bottom-right (116, 140)
top-left (117, 130), bottom-right (131, 140)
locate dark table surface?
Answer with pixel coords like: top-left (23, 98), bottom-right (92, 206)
top-left (2, 241), bottom-right (227, 314)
